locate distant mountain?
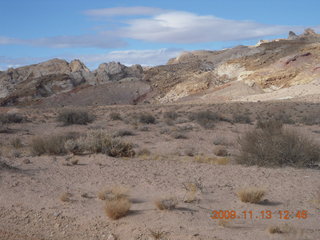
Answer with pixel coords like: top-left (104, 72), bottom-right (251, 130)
top-left (1, 28), bottom-right (320, 107)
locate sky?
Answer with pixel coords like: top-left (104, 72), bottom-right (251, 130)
top-left (0, 0), bottom-right (319, 70)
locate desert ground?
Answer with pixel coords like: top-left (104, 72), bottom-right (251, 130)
top-left (0, 101), bottom-right (319, 240)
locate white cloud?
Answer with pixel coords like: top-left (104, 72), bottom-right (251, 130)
top-left (84, 7), bottom-right (166, 17)
top-left (119, 11), bottom-right (307, 43)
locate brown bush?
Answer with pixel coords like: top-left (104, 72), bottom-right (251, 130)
top-left (105, 198), bottom-right (131, 220)
top-left (189, 110), bottom-right (226, 129)
top-left (57, 109), bottom-right (95, 125)
top-left (237, 124), bottom-right (320, 168)
top-left (154, 197), bottom-right (178, 210)
top-left (237, 187), bottom-right (265, 203)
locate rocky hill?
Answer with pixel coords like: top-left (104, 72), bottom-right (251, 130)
top-left (1, 28), bottom-right (320, 107)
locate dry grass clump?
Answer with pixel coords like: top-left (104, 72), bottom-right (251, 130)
top-left (154, 197), bottom-right (178, 210)
top-left (267, 224), bottom-right (295, 234)
top-left (171, 131), bottom-right (188, 139)
top-left (232, 112), bottom-right (251, 124)
top-left (213, 146), bottom-right (228, 156)
top-left (237, 187), bottom-right (266, 203)
top-left (57, 108), bottom-right (95, 125)
top-left (105, 198), bottom-right (131, 220)
top-left (10, 138), bottom-right (23, 148)
top-left (109, 112), bottom-right (122, 121)
top-left (98, 185), bottom-right (129, 201)
top-left (237, 121), bottom-right (320, 168)
top-left (60, 192), bottom-right (71, 202)
top-left (31, 134), bottom-right (72, 156)
top-left (194, 155), bottom-right (229, 165)
top-left (138, 112), bottom-right (156, 124)
top-left (114, 129), bottom-right (134, 137)
top-left (149, 229), bottom-right (168, 240)
top-left (64, 131), bottom-right (135, 157)
top-left (300, 111), bottom-right (320, 125)
top-left (0, 113), bottom-right (25, 124)
top-left (189, 110), bottom-right (225, 129)
top-left (183, 183), bottom-right (198, 203)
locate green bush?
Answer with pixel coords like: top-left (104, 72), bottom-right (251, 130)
top-left (57, 109), bottom-right (95, 125)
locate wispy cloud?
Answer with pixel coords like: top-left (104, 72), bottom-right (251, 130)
top-left (0, 34), bottom-right (126, 49)
top-left (76, 48), bottom-right (183, 68)
top-left (84, 6), bottom-right (166, 17)
top-left (119, 11), bottom-right (306, 43)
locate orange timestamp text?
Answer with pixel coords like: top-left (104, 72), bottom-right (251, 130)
top-left (210, 210), bottom-right (308, 220)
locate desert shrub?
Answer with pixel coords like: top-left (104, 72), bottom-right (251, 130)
top-left (57, 109), bottom-right (95, 125)
top-left (163, 111), bottom-right (179, 120)
top-left (64, 131), bottom-right (135, 157)
top-left (171, 131), bottom-right (188, 139)
top-left (110, 112), bottom-right (122, 121)
top-left (154, 197), bottom-right (178, 210)
top-left (232, 112), bottom-right (252, 124)
top-left (213, 146), bottom-right (228, 156)
top-left (114, 129), bottom-right (134, 137)
top-left (98, 185), bottom-right (129, 201)
top-left (237, 187), bottom-right (265, 203)
top-left (138, 113), bottom-right (156, 124)
top-left (300, 112), bottom-right (320, 125)
top-left (256, 118), bottom-right (283, 133)
top-left (0, 113), bottom-right (25, 124)
top-left (32, 135), bottom-right (67, 155)
top-left (189, 110), bottom-right (225, 129)
top-left (105, 198), bottom-right (131, 220)
top-left (10, 138), bottom-right (23, 148)
top-left (274, 113), bottom-right (295, 124)
top-left (237, 124), bottom-right (320, 168)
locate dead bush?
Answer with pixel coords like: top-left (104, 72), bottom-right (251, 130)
top-left (109, 112), bottom-right (122, 121)
top-left (65, 131), bottom-right (135, 157)
top-left (98, 185), bottom-right (129, 201)
top-left (0, 113), bottom-right (25, 124)
top-left (189, 110), bottom-right (226, 129)
top-left (213, 146), bottom-right (228, 156)
top-left (138, 112), bottom-right (156, 124)
top-left (154, 197), bottom-right (178, 210)
top-left (105, 198), bottom-right (131, 220)
top-left (57, 109), bottom-right (95, 125)
top-left (300, 111), bottom-right (320, 125)
top-left (237, 187), bottom-right (266, 203)
top-left (11, 138), bottom-right (23, 148)
top-left (232, 112), bottom-right (252, 124)
top-left (31, 135), bottom-right (71, 156)
top-left (237, 124), bottom-right (320, 168)
top-left (114, 129), bottom-right (134, 137)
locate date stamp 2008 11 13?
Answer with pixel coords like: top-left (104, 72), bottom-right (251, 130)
top-left (210, 210), bottom-right (308, 220)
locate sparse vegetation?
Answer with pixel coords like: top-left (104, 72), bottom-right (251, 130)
top-left (114, 129), bottom-right (134, 137)
top-left (189, 110), bottom-right (225, 129)
top-left (237, 187), bottom-right (265, 203)
top-left (98, 185), bottom-right (129, 201)
top-left (300, 111), bottom-right (320, 125)
top-left (171, 131), bottom-right (188, 139)
top-left (10, 138), bottom-right (23, 148)
top-left (237, 122), bottom-right (320, 168)
top-left (109, 112), bottom-right (122, 121)
top-left (138, 112), bottom-right (156, 124)
top-left (64, 131), bottom-right (135, 157)
top-left (105, 198), bottom-right (131, 220)
top-left (149, 229), bottom-right (167, 240)
top-left (31, 134), bottom-right (72, 156)
top-left (232, 112), bottom-right (251, 124)
top-left (57, 109), bottom-right (95, 125)
top-left (155, 197), bottom-right (178, 210)
top-left (0, 113), bottom-right (25, 124)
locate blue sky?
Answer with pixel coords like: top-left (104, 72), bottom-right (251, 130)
top-left (0, 0), bottom-right (319, 70)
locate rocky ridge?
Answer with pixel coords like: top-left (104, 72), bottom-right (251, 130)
top-left (1, 28), bottom-right (320, 106)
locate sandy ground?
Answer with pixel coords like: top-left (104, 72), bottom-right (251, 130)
top-left (0, 102), bottom-right (320, 240)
